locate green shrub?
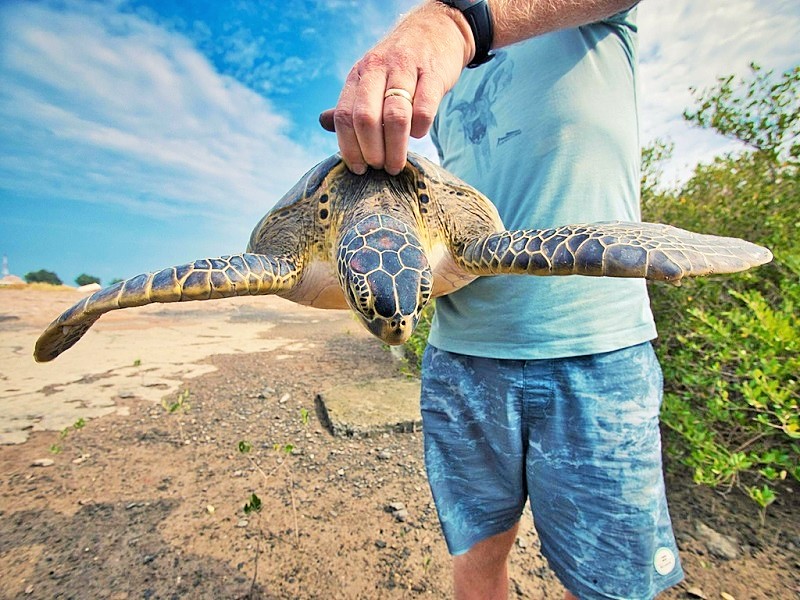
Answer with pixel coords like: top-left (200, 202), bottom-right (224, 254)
top-left (75, 273), bottom-right (101, 286)
top-left (655, 263), bottom-right (799, 500)
top-left (646, 63), bottom-right (799, 508)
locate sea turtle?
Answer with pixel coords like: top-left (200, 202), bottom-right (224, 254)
top-left (34, 152), bottom-right (772, 362)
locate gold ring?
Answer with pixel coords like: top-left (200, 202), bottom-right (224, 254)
top-left (384, 88), bottom-right (413, 103)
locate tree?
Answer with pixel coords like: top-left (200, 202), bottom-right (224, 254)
top-left (75, 273), bottom-right (101, 286)
top-left (640, 138), bottom-right (674, 204)
top-left (24, 269), bottom-right (63, 285)
top-left (648, 63), bottom-right (799, 271)
top-left (684, 63), bottom-right (799, 167)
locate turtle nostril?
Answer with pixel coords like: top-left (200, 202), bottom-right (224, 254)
top-left (390, 317), bottom-right (406, 330)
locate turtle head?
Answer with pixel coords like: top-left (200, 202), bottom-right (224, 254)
top-left (337, 214), bottom-right (433, 345)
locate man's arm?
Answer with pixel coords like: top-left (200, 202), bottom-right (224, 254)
top-left (324, 0), bottom-right (639, 175)
top-left (491, 0), bottom-right (638, 47)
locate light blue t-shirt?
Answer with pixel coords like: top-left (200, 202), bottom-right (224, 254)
top-left (429, 9), bottom-right (657, 359)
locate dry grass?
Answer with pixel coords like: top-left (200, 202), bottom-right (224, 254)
top-left (0, 283), bottom-right (76, 292)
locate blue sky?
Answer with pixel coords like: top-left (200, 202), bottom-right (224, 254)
top-left (1, 0), bottom-right (799, 286)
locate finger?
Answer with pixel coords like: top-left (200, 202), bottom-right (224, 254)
top-left (334, 69), bottom-right (368, 174)
top-left (319, 109), bottom-right (335, 132)
top-left (383, 84), bottom-right (415, 175)
top-left (409, 71), bottom-right (444, 139)
top-left (351, 68), bottom-right (388, 171)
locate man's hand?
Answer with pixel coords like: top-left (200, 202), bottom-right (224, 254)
top-left (320, 0), bottom-right (640, 175)
top-left (319, 2), bottom-right (474, 175)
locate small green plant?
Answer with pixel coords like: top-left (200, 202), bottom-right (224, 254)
top-left (133, 358), bottom-right (141, 367)
top-left (236, 440), bottom-right (299, 539)
top-left (242, 489), bottom-right (265, 598)
top-left (50, 418), bottom-right (87, 454)
top-left (300, 408), bottom-right (310, 426)
top-left (243, 493), bottom-right (262, 515)
top-left (274, 443), bottom-right (294, 455)
top-left (162, 388), bottom-right (191, 413)
top-left (422, 554), bottom-right (433, 573)
top-left (747, 484), bottom-right (777, 527)
top-left (161, 389), bottom-right (191, 445)
top-left (236, 438), bottom-right (301, 597)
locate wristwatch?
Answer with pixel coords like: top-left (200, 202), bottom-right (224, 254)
top-left (438, 0), bottom-right (495, 68)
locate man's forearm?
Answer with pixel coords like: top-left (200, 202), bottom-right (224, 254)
top-left (438, 1), bottom-right (639, 51)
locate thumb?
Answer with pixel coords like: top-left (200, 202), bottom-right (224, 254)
top-left (319, 109), bottom-right (336, 132)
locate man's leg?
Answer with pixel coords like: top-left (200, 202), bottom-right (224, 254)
top-left (453, 523), bottom-right (518, 600)
top-left (453, 522), bottom-right (579, 600)
top-left (420, 346), bottom-right (529, 595)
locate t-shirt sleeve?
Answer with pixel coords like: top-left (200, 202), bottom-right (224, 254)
top-left (602, 3), bottom-right (639, 32)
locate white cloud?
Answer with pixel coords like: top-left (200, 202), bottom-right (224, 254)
top-left (0, 0), bottom-right (320, 224)
top-left (638, 0), bottom-right (800, 183)
top-left (326, 0), bottom-right (409, 81)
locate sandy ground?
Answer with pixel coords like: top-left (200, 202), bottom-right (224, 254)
top-left (1, 288), bottom-right (334, 444)
top-left (0, 287), bottom-right (798, 599)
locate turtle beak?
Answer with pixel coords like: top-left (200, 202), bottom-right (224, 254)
top-left (366, 312), bottom-right (420, 346)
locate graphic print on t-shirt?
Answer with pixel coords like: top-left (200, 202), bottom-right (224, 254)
top-left (445, 51), bottom-right (514, 170)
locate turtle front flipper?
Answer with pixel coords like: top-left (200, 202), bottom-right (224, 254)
top-left (458, 222), bottom-right (772, 282)
top-left (34, 253), bottom-right (298, 362)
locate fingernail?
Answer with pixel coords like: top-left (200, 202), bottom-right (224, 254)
top-left (351, 163), bottom-right (367, 175)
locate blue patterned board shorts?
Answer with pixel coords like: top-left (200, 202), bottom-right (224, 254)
top-left (420, 342), bottom-right (684, 599)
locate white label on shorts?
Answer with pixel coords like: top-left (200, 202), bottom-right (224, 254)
top-left (653, 547), bottom-right (676, 575)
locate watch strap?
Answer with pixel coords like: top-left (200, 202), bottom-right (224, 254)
top-left (439, 0), bottom-right (495, 68)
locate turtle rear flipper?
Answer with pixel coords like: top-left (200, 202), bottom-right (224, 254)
top-left (459, 222), bottom-right (773, 282)
top-left (34, 253), bottom-right (298, 362)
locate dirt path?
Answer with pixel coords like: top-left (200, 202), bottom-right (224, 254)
top-left (0, 288), bottom-right (797, 599)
